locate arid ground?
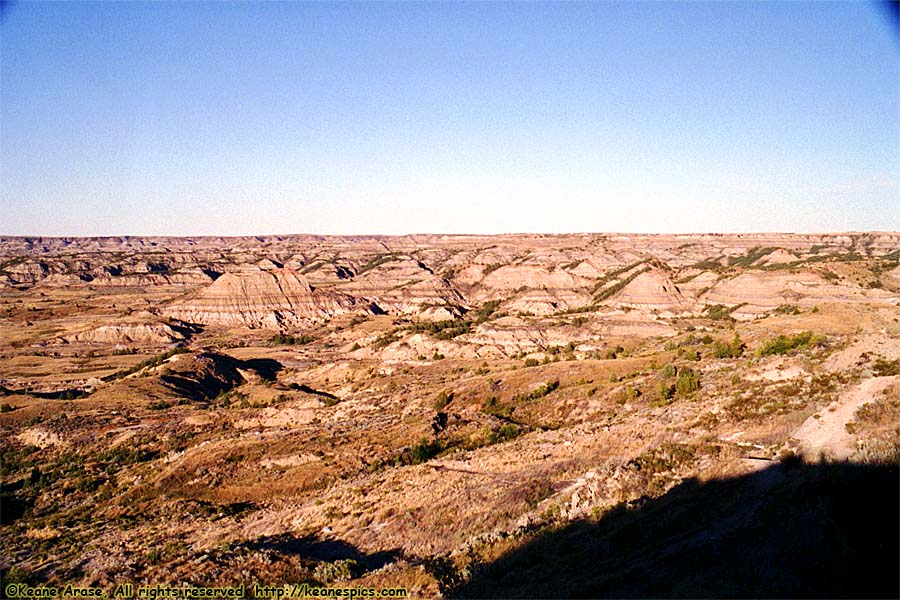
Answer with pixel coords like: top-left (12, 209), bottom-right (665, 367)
top-left (1, 233), bottom-right (898, 597)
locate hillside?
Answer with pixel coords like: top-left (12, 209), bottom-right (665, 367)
top-left (1, 232), bottom-right (898, 596)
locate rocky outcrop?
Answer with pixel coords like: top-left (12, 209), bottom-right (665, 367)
top-left (307, 254), bottom-right (466, 316)
top-left (3, 234), bottom-right (898, 322)
top-left (66, 323), bottom-right (188, 345)
top-left (755, 248), bottom-right (799, 266)
top-left (468, 265), bottom-right (593, 315)
top-left (702, 272), bottom-right (893, 316)
top-left (164, 269), bottom-right (358, 329)
top-left (608, 270), bottom-right (687, 311)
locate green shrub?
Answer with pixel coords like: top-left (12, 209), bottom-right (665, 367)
top-left (523, 380), bottom-right (559, 401)
top-left (872, 358), bottom-right (900, 376)
top-left (703, 304), bottom-right (745, 321)
top-left (757, 331), bottom-right (818, 356)
top-left (372, 329), bottom-right (400, 349)
top-left (617, 387), bottom-right (641, 404)
top-left (712, 341), bottom-right (731, 358)
top-left (593, 266), bottom-right (651, 302)
top-left (657, 381), bottom-right (675, 403)
top-left (488, 423), bottom-right (522, 444)
top-left (773, 304), bottom-right (801, 315)
top-left (675, 367), bottom-right (700, 397)
top-left (270, 333), bottom-right (314, 345)
top-left (409, 319), bottom-right (472, 340)
top-left (483, 396), bottom-right (513, 418)
top-left (400, 438), bottom-right (445, 465)
top-left (0, 445), bottom-right (39, 477)
top-left (355, 253), bottom-right (400, 276)
top-left (2, 565), bottom-right (38, 585)
top-left (472, 300), bottom-right (502, 323)
top-left (728, 246), bottom-right (778, 267)
top-left (712, 333), bottom-right (745, 358)
top-left (677, 347), bottom-right (701, 361)
top-left (523, 358), bottom-right (540, 368)
top-left (215, 389), bottom-right (247, 408)
top-left (482, 263), bottom-right (503, 276)
top-left (661, 364), bottom-right (677, 378)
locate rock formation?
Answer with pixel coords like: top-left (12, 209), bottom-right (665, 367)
top-left (164, 268), bottom-right (358, 328)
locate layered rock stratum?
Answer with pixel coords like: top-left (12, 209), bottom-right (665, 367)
top-left (3, 233), bottom-right (898, 331)
top-left (164, 268), bottom-right (358, 328)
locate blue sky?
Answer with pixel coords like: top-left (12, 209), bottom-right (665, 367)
top-left (1, 1), bottom-right (898, 236)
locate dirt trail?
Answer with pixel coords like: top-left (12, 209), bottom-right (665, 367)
top-left (792, 376), bottom-right (896, 460)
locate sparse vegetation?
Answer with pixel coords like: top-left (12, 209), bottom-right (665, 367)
top-left (872, 358), bottom-right (900, 376)
top-left (518, 380), bottom-right (560, 401)
top-left (434, 390), bottom-right (454, 411)
top-left (728, 246), bottom-right (778, 267)
top-left (482, 396), bottom-right (514, 419)
top-left (674, 367), bottom-right (700, 397)
top-left (757, 331), bottom-right (819, 356)
top-left (629, 443), bottom-right (697, 475)
top-left (397, 438), bottom-right (446, 465)
top-left (3, 234), bottom-right (898, 593)
top-left (594, 267), bottom-right (651, 303)
top-left (712, 333), bottom-right (745, 358)
top-left (703, 303), bottom-right (742, 321)
top-left (270, 333), bottom-right (314, 345)
top-left (773, 304), bottom-right (801, 315)
top-left (617, 386), bottom-right (641, 404)
top-left (408, 319), bottom-right (472, 339)
top-left (106, 346), bottom-right (190, 380)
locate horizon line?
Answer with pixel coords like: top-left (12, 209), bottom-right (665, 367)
top-left (2, 230), bottom-right (899, 241)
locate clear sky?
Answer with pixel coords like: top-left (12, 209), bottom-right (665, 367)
top-left (1, 1), bottom-right (898, 236)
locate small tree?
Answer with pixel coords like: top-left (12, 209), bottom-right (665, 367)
top-left (658, 381), bottom-right (675, 402)
top-left (729, 332), bottom-right (745, 357)
top-left (675, 367), bottom-right (700, 397)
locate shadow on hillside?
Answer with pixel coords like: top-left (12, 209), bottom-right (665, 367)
top-left (0, 385), bottom-right (90, 400)
top-left (159, 354), bottom-right (284, 400)
top-left (239, 357), bottom-right (283, 381)
top-left (451, 459), bottom-right (899, 599)
top-left (240, 533), bottom-right (401, 571)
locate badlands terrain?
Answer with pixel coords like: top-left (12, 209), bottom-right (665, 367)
top-left (1, 232), bottom-right (899, 597)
